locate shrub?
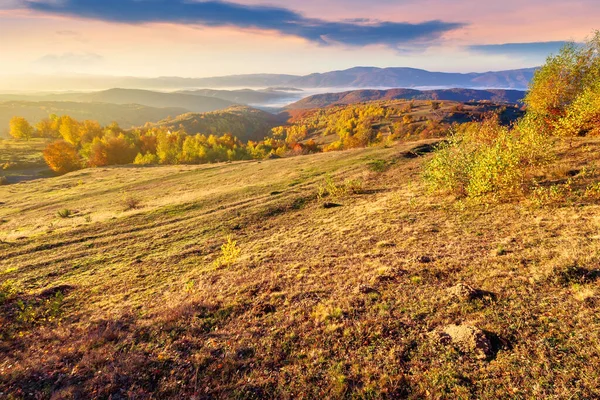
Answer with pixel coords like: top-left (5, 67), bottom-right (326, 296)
top-left (0, 279), bottom-right (20, 305)
top-left (423, 115), bottom-right (551, 200)
top-left (213, 236), bottom-right (241, 268)
top-left (9, 116), bottom-right (33, 140)
top-left (122, 195), bottom-right (142, 210)
top-left (134, 152), bottom-right (159, 165)
top-left (317, 176), bottom-right (364, 200)
top-left (57, 209), bottom-right (72, 218)
top-left (43, 140), bottom-right (82, 174)
top-left (525, 32), bottom-right (600, 139)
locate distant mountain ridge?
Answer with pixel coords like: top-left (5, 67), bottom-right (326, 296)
top-left (286, 88), bottom-right (527, 109)
top-left (286, 67), bottom-right (535, 90)
top-left (0, 67), bottom-right (537, 92)
top-left (177, 88), bottom-right (298, 105)
top-left (0, 89), bottom-right (235, 113)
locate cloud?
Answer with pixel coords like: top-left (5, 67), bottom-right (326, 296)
top-left (23, 0), bottom-right (465, 48)
top-left (34, 52), bottom-right (104, 69)
top-left (0, 0), bottom-right (22, 10)
top-left (56, 30), bottom-right (79, 36)
top-left (468, 41), bottom-right (571, 58)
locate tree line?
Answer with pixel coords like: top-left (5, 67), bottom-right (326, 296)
top-left (7, 100), bottom-right (452, 175)
top-left (7, 115), bottom-right (324, 174)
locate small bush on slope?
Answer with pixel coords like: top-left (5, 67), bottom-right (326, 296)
top-left (423, 115), bottom-right (552, 199)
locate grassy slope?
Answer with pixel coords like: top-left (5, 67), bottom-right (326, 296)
top-left (2, 139), bottom-right (600, 398)
top-left (0, 138), bottom-right (52, 184)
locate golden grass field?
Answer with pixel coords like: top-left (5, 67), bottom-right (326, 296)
top-left (2, 138), bottom-right (600, 398)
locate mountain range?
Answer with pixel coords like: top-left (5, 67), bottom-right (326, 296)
top-left (286, 88), bottom-right (527, 109)
top-left (0, 89), bottom-right (234, 113)
top-left (0, 67), bottom-right (537, 92)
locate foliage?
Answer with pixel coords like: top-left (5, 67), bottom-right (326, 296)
top-left (0, 279), bottom-right (20, 305)
top-left (134, 152), bottom-right (159, 165)
top-left (317, 175), bottom-right (363, 200)
top-left (9, 116), bottom-right (34, 141)
top-left (43, 140), bottom-right (82, 174)
top-left (525, 32), bottom-right (600, 137)
top-left (58, 115), bottom-right (82, 145)
top-left (213, 236), bottom-right (241, 268)
top-left (421, 35), bottom-right (600, 200)
top-left (57, 209), bottom-right (73, 218)
top-left (423, 115), bottom-right (551, 199)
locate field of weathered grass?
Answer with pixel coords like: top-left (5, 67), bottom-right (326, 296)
top-left (2, 139), bottom-right (600, 398)
top-left (0, 138), bottom-right (52, 184)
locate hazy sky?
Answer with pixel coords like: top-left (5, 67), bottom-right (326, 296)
top-left (0, 0), bottom-right (598, 78)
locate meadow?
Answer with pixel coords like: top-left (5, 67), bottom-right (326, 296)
top-left (2, 135), bottom-right (600, 398)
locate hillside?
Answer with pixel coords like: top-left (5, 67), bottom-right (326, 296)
top-left (154, 105), bottom-right (284, 142)
top-left (0, 89), bottom-right (236, 114)
top-left (282, 100), bottom-right (524, 149)
top-left (286, 88), bottom-right (526, 110)
top-left (79, 89), bottom-right (236, 113)
top-left (178, 88), bottom-right (301, 106)
top-left (0, 101), bottom-right (188, 136)
top-left (2, 137), bottom-right (600, 398)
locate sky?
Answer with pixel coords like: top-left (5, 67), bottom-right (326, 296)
top-left (0, 0), bottom-right (598, 79)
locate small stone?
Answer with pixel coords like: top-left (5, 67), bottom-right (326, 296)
top-left (435, 324), bottom-right (492, 359)
top-left (355, 284), bottom-right (379, 295)
top-left (416, 255), bottom-right (433, 264)
top-left (446, 283), bottom-right (478, 301)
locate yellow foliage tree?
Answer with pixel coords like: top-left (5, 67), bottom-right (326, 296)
top-left (9, 117), bottom-right (33, 140)
top-left (59, 116), bottom-right (82, 146)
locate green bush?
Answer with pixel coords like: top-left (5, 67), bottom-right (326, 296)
top-left (317, 176), bottom-right (363, 200)
top-left (423, 116), bottom-right (552, 200)
top-left (57, 209), bottom-right (72, 218)
top-left (134, 152), bottom-right (159, 165)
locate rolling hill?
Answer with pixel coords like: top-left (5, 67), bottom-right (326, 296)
top-left (0, 101), bottom-right (188, 136)
top-left (154, 105), bottom-right (284, 142)
top-left (177, 88), bottom-right (300, 106)
top-left (0, 88), bottom-right (236, 114)
top-left (286, 88), bottom-right (527, 110)
top-left (78, 89), bottom-right (236, 113)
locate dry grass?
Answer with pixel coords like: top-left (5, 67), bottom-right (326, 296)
top-left (2, 138), bottom-right (600, 398)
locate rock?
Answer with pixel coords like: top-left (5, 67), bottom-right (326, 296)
top-left (323, 202), bottom-right (342, 209)
top-left (446, 283), bottom-right (478, 301)
top-left (435, 324), bottom-right (492, 359)
top-left (416, 255), bottom-right (433, 264)
top-left (355, 284), bottom-right (379, 295)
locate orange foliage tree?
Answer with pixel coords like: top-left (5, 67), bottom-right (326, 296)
top-left (43, 140), bottom-right (82, 174)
